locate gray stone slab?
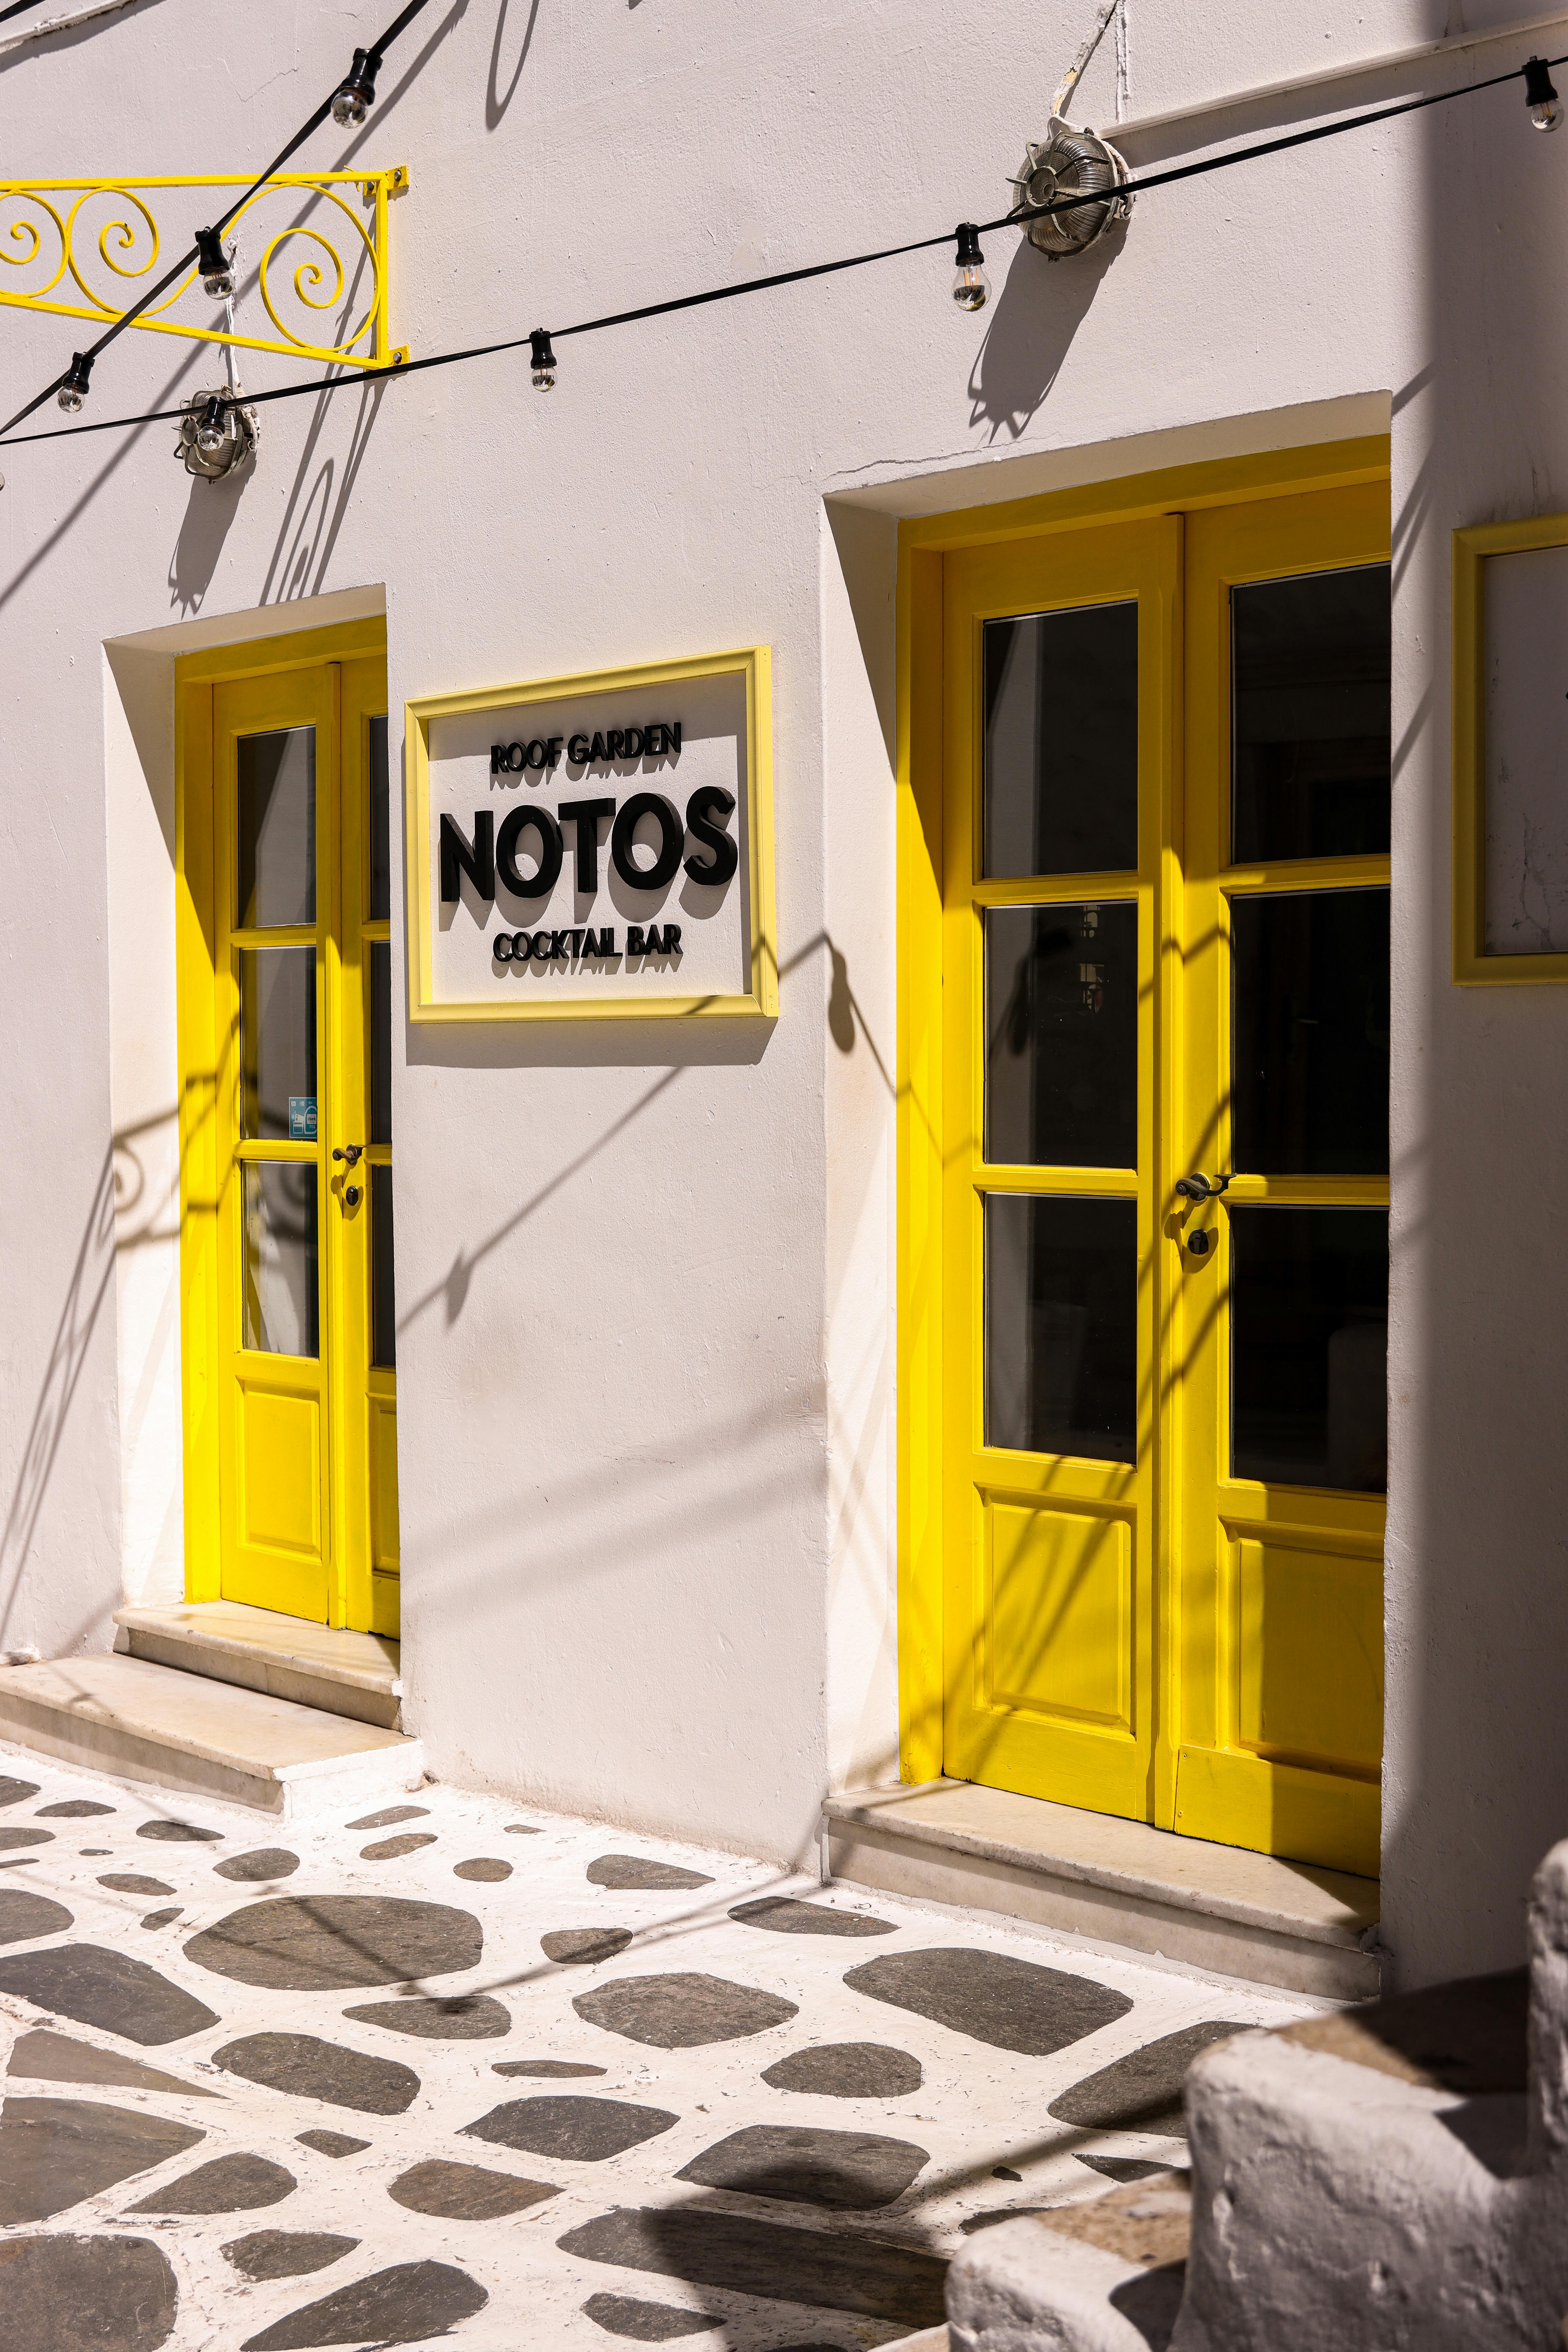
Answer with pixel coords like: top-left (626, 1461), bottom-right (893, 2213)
top-left (361, 1834), bottom-right (438, 1859)
top-left (215, 2032), bottom-right (421, 2115)
top-left (140, 1909), bottom-right (182, 1930)
top-left (455, 1858), bottom-right (512, 1882)
top-left (295, 2130), bottom-right (370, 2158)
top-left (388, 2158), bottom-right (559, 2218)
top-left (36, 1802), bottom-right (115, 1819)
top-left (346, 1806), bottom-right (429, 1830)
top-left (844, 1947), bottom-right (1134, 2057)
top-left (0, 1777), bottom-right (40, 1807)
top-left (185, 1895), bottom-right (483, 1990)
top-left (0, 2096), bottom-right (204, 2224)
top-left (583, 2294), bottom-right (717, 2339)
top-left (223, 2232), bottom-right (360, 2282)
top-left (557, 2208), bottom-right (948, 2330)
top-left (0, 1827), bottom-right (54, 1850)
top-left (1048, 2020), bottom-right (1251, 2135)
top-left (574, 1972), bottom-right (799, 2049)
top-left (8, 2026), bottom-right (223, 2099)
top-left (131, 2152), bottom-right (297, 2213)
top-left (677, 2123), bottom-right (928, 2210)
top-left (761, 2044), bottom-right (923, 2099)
top-left (98, 1875), bottom-right (174, 1897)
top-left (506, 1824), bottom-right (542, 1835)
top-left (240, 2259), bottom-right (488, 2349)
top-left (0, 1942), bottom-right (220, 2045)
top-left (959, 2206), bottom-right (1052, 2235)
top-left (463, 2094), bottom-right (679, 2161)
top-left (543, 1927), bottom-right (633, 1964)
top-left (493, 2059), bottom-right (607, 2078)
top-left (0, 1889), bottom-right (72, 1944)
top-left (729, 1897), bottom-right (893, 1938)
top-left (138, 1820), bottom-right (222, 1843)
top-left (586, 1855), bottom-right (713, 1890)
top-left (2, 2232), bottom-right (178, 2352)
top-left (215, 1849), bottom-right (301, 1882)
top-left (342, 1993), bottom-right (511, 2040)
top-left (1078, 2154), bottom-right (1190, 2185)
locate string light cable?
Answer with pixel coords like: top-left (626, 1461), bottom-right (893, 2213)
top-left (1, 43), bottom-right (1563, 454)
top-left (0, 0), bottom-right (436, 441)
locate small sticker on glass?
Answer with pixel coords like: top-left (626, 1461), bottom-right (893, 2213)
top-left (288, 1096), bottom-right (317, 1141)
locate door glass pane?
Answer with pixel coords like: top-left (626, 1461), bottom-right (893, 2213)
top-left (1230, 1206), bottom-right (1387, 1491)
top-left (371, 1165), bottom-right (396, 1370)
top-left (985, 1194), bottom-right (1136, 1461)
top-left (368, 714), bottom-right (390, 922)
top-left (238, 728), bottom-right (316, 927)
top-left (1231, 888), bottom-right (1389, 1175)
top-left (985, 903), bottom-right (1137, 1168)
top-left (1232, 565), bottom-right (1391, 862)
top-left (368, 942), bottom-right (392, 1145)
top-left (240, 949), bottom-right (316, 1142)
top-left (984, 604), bottom-right (1138, 878)
top-left (242, 1161), bottom-right (319, 1358)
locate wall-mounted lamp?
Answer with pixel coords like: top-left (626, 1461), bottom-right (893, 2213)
top-left (1009, 119), bottom-right (1132, 259)
top-left (175, 385), bottom-right (258, 481)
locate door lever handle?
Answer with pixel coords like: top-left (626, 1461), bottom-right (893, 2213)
top-left (1175, 1171), bottom-right (1233, 1201)
top-left (332, 1144), bottom-right (364, 1167)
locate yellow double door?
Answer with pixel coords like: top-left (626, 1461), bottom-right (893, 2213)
top-left (939, 480), bottom-right (1389, 1876)
top-left (178, 626), bottom-right (399, 1635)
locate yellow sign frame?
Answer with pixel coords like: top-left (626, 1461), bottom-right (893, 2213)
top-left (405, 646), bottom-right (778, 1023)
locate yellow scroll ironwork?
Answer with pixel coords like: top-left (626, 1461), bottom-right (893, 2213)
top-left (0, 168), bottom-right (409, 371)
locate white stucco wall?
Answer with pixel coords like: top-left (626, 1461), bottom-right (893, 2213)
top-left (4, 0), bottom-right (1568, 1959)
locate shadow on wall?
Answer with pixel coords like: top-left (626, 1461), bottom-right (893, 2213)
top-left (968, 230), bottom-right (1122, 443)
top-left (168, 466), bottom-right (247, 615)
top-left (488, 0), bottom-right (541, 124)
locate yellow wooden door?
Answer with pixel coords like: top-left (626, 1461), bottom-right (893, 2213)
top-left (1172, 484), bottom-right (1389, 1878)
top-left (937, 480), bottom-right (1389, 1874)
top-left (190, 636), bottom-right (397, 1633)
top-left (941, 517), bottom-right (1180, 1819)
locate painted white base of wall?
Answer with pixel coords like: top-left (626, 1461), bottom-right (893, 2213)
top-left (0, 1655), bottom-right (423, 1818)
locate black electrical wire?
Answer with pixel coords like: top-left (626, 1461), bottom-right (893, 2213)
top-left (1, 42), bottom-right (1561, 452)
top-left (0, 0), bottom-right (436, 441)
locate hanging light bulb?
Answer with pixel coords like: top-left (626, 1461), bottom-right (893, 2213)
top-left (952, 223), bottom-right (990, 312)
top-left (332, 46), bottom-right (379, 127)
top-left (530, 329), bottom-right (557, 390)
top-left (1525, 56), bottom-right (1562, 131)
top-left (56, 351), bottom-right (92, 414)
top-left (195, 396), bottom-right (229, 456)
top-left (195, 227), bottom-right (235, 301)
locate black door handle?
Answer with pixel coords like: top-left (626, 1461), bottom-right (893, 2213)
top-left (1175, 1171), bottom-right (1233, 1202)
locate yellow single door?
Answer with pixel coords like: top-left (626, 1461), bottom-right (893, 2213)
top-left (940, 517), bottom-right (1180, 1822)
top-left (935, 477), bottom-right (1389, 1875)
top-left (1172, 484), bottom-right (1389, 1878)
top-left (189, 635), bottom-right (397, 1634)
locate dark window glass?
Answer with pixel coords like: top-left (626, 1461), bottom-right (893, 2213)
top-left (238, 728), bottom-right (315, 927)
top-left (369, 942), bottom-right (392, 1145)
top-left (242, 1162), bottom-right (319, 1358)
top-left (985, 903), bottom-right (1137, 1168)
top-left (1232, 565), bottom-right (1391, 862)
top-left (983, 603), bottom-right (1138, 878)
top-left (1231, 888), bottom-right (1389, 1176)
top-left (1230, 1206), bottom-right (1387, 1491)
top-left (985, 1194), bottom-right (1136, 1461)
top-left (371, 1165), bottom-right (396, 1370)
top-left (368, 714), bottom-right (391, 923)
top-left (240, 948), bottom-right (316, 1143)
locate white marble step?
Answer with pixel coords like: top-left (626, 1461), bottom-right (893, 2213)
top-left (825, 1779), bottom-right (1380, 2001)
top-left (0, 1652), bottom-right (423, 1819)
top-left (115, 1601), bottom-right (401, 1729)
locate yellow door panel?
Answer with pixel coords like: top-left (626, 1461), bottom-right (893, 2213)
top-left (238, 1387), bottom-right (322, 1555)
top-left (177, 623), bottom-right (394, 1635)
top-left (370, 1397), bottom-right (400, 1572)
top-left (1173, 1745), bottom-right (1381, 1881)
top-left (1235, 1536), bottom-right (1383, 1776)
top-left (984, 1500), bottom-right (1132, 1729)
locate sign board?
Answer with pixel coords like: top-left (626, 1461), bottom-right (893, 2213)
top-left (406, 648), bottom-right (776, 1021)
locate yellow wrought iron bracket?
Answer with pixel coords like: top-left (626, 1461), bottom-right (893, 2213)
top-left (0, 168), bottom-right (411, 372)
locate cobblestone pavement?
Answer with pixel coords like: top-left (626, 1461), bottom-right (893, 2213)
top-left (0, 1744), bottom-right (1322, 2350)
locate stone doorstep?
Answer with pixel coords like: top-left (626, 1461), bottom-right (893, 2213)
top-left (0, 1652), bottom-right (423, 1819)
top-left (114, 1600), bottom-right (401, 1731)
top-left (824, 1780), bottom-right (1380, 2002)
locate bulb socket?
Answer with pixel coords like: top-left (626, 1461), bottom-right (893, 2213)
top-left (530, 328), bottom-right (557, 389)
top-left (195, 226), bottom-right (235, 300)
top-left (955, 222), bottom-right (985, 269)
top-left (1525, 55), bottom-right (1560, 111)
top-left (56, 351), bottom-right (93, 413)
